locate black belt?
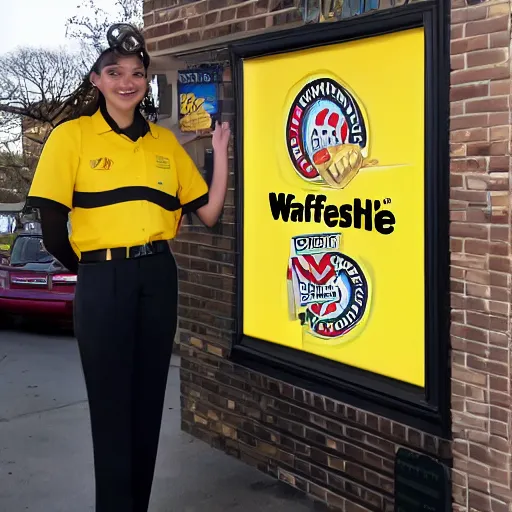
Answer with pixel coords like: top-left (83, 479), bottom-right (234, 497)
top-left (80, 240), bottom-right (171, 263)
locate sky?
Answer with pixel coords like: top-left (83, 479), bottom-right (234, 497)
top-left (0, 0), bottom-right (133, 153)
top-left (0, 0), bottom-right (120, 55)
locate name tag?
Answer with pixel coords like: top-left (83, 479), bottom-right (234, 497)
top-left (156, 156), bottom-right (170, 169)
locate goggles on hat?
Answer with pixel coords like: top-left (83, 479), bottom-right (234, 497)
top-left (106, 23), bottom-right (150, 68)
top-left (107, 23), bottom-right (144, 53)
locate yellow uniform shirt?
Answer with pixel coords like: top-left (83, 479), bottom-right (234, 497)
top-left (27, 109), bottom-right (208, 255)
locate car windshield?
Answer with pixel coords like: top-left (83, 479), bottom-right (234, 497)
top-left (10, 236), bottom-right (54, 265)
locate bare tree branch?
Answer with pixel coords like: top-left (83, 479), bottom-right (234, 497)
top-left (65, 0), bottom-right (143, 58)
top-left (0, 0), bottom-right (143, 201)
top-left (0, 47), bottom-right (83, 198)
top-left (0, 48), bottom-right (83, 122)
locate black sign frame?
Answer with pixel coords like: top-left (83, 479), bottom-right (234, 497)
top-left (230, 0), bottom-right (451, 438)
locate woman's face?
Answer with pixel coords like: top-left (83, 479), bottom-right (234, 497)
top-left (91, 55), bottom-right (147, 113)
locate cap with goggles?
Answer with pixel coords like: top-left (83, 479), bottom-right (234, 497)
top-left (106, 23), bottom-right (150, 69)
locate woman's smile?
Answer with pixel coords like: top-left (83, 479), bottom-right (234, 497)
top-left (117, 90), bottom-right (138, 98)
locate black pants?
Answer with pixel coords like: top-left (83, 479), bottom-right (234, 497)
top-left (74, 252), bottom-right (178, 512)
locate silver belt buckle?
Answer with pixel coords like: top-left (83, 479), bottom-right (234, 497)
top-left (128, 244), bottom-right (147, 258)
top-left (140, 243), bottom-right (153, 257)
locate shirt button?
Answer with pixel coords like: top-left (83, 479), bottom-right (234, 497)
top-left (134, 147), bottom-right (140, 153)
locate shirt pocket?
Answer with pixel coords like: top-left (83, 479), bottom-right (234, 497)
top-left (145, 151), bottom-right (180, 199)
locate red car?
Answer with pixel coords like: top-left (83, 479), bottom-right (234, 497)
top-left (0, 225), bottom-right (76, 328)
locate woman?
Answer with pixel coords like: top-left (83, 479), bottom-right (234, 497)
top-left (26, 24), bottom-right (230, 512)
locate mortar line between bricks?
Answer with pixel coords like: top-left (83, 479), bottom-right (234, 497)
top-left (0, 399), bottom-right (88, 423)
top-left (181, 355), bottom-right (224, 372)
top-left (179, 265), bottom-right (236, 277)
top-left (178, 315), bottom-right (234, 333)
top-left (182, 382), bottom-right (396, 491)
top-left (180, 295), bottom-right (236, 311)
top-left (180, 284), bottom-right (235, 297)
top-left (450, 268), bottom-right (511, 279)
top-left (176, 231), bottom-right (234, 243)
top-left (177, 287), bottom-right (234, 301)
top-left (180, 222), bottom-right (235, 234)
top-left (179, 266), bottom-right (236, 276)
top-left (180, 334), bottom-right (231, 350)
top-left (450, 221), bottom-right (508, 227)
top-left (177, 320), bottom-right (233, 338)
top-left (175, 246), bottom-right (235, 258)
top-left (174, 238), bottom-right (236, 250)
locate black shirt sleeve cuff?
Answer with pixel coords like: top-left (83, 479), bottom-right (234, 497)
top-left (181, 193), bottom-right (209, 214)
top-left (26, 196), bottom-right (70, 215)
top-left (39, 205), bottom-right (78, 274)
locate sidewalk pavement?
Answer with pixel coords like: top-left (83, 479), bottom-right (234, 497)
top-left (0, 329), bottom-right (318, 512)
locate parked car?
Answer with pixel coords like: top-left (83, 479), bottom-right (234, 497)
top-left (0, 223), bottom-right (76, 328)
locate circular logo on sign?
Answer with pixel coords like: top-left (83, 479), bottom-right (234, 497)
top-left (298, 253), bottom-right (368, 339)
top-left (286, 77), bottom-right (376, 189)
top-left (288, 233), bottom-right (370, 341)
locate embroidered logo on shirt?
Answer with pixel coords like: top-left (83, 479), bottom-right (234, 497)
top-left (90, 157), bottom-right (114, 170)
top-left (156, 156), bottom-right (170, 169)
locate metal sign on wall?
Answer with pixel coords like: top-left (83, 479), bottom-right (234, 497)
top-left (177, 67), bottom-right (222, 133)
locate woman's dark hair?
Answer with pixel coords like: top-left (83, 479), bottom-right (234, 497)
top-left (58, 46), bottom-right (156, 125)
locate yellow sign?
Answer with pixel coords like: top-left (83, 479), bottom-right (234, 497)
top-left (242, 27), bottom-right (425, 387)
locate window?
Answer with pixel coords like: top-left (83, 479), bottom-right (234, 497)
top-left (10, 236), bottom-right (54, 266)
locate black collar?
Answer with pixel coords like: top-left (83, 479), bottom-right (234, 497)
top-left (99, 100), bottom-right (149, 142)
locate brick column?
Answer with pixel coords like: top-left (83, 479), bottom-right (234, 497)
top-left (449, 0), bottom-right (512, 509)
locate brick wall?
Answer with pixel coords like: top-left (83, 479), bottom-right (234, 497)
top-left (449, 1), bottom-right (512, 510)
top-left (144, 0), bottom-right (304, 54)
top-left (143, 0), bottom-right (401, 54)
top-left (145, 0), bottom-right (512, 510)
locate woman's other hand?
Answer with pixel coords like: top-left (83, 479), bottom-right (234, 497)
top-left (195, 121), bottom-right (230, 227)
top-left (212, 121), bottom-right (231, 152)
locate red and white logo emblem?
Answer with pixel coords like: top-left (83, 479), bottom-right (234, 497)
top-left (287, 233), bottom-right (368, 340)
top-left (286, 77), bottom-right (372, 189)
